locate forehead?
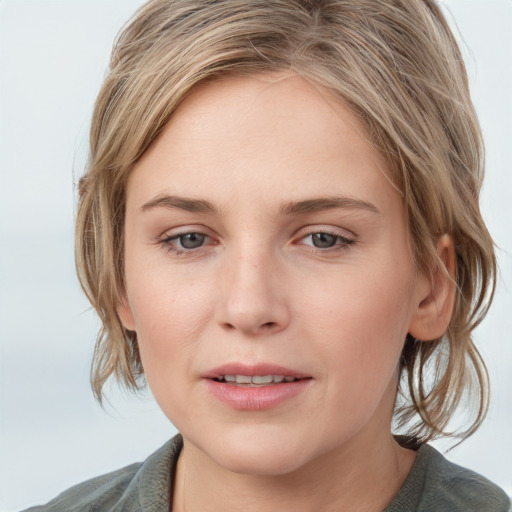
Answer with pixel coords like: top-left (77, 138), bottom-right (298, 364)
top-left (127, 72), bottom-right (397, 215)
top-left (154, 72), bottom-right (376, 163)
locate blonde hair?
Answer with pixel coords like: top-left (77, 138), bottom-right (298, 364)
top-left (76, 0), bottom-right (496, 443)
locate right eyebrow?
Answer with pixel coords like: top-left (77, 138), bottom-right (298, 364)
top-left (140, 194), bottom-right (218, 214)
top-left (279, 196), bottom-right (381, 216)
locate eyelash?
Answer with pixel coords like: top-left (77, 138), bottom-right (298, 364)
top-left (157, 229), bottom-right (356, 256)
top-left (158, 232), bottom-right (214, 256)
top-left (299, 230), bottom-right (355, 253)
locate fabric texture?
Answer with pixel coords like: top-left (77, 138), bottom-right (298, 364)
top-left (23, 434), bottom-right (510, 512)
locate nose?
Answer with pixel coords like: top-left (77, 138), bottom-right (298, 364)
top-left (215, 246), bottom-right (290, 336)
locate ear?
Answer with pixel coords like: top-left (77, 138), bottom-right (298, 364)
top-left (117, 296), bottom-right (136, 332)
top-left (408, 234), bottom-right (456, 341)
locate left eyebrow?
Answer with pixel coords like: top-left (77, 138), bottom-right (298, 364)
top-left (140, 194), bottom-right (219, 214)
top-left (279, 197), bottom-right (381, 215)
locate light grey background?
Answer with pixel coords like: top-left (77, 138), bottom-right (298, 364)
top-left (0, 1), bottom-right (510, 510)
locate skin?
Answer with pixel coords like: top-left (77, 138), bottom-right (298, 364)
top-left (118, 73), bottom-right (455, 511)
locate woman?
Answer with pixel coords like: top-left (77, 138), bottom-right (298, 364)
top-left (25, 0), bottom-right (511, 510)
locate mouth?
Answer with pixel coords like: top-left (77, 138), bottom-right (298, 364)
top-left (204, 364), bottom-right (312, 410)
top-left (212, 374), bottom-right (304, 387)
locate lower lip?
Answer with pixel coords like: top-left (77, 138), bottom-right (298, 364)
top-left (204, 379), bottom-right (311, 410)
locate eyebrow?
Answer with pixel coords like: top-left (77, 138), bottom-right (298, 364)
top-left (141, 194), bottom-right (218, 213)
top-left (140, 194), bottom-right (380, 216)
top-left (279, 197), bottom-right (380, 216)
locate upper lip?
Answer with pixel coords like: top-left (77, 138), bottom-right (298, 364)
top-left (202, 363), bottom-right (311, 380)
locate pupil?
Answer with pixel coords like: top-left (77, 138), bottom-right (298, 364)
top-left (180, 233), bottom-right (205, 249)
top-left (312, 233), bottom-right (337, 248)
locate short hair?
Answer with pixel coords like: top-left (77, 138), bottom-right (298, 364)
top-left (75, 0), bottom-right (496, 443)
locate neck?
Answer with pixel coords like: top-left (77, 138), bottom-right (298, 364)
top-left (172, 430), bottom-right (416, 512)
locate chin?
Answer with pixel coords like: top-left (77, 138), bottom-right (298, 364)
top-left (213, 446), bottom-right (308, 477)
top-left (191, 425), bottom-right (315, 476)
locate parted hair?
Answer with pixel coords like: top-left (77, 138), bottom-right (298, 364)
top-left (76, 0), bottom-right (496, 443)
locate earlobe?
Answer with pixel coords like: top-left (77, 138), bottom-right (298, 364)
top-left (408, 234), bottom-right (456, 341)
top-left (117, 297), bottom-right (136, 331)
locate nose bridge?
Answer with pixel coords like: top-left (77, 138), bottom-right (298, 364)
top-left (217, 238), bottom-right (289, 335)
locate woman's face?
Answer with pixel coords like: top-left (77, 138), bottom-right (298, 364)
top-left (119, 73), bottom-right (430, 475)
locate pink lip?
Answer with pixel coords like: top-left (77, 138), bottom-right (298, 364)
top-left (203, 363), bottom-right (310, 380)
top-left (202, 363), bottom-right (312, 411)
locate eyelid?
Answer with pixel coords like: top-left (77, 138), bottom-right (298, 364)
top-left (157, 224), bottom-right (213, 239)
top-left (296, 224), bottom-right (356, 241)
top-left (156, 225), bottom-right (217, 254)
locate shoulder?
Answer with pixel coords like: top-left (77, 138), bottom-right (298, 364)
top-left (424, 446), bottom-right (511, 512)
top-left (22, 434), bottom-right (183, 512)
top-left (387, 443), bottom-right (511, 512)
top-left (22, 463), bottom-right (143, 512)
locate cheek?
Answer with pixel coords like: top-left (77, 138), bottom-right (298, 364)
top-left (125, 264), bottom-right (215, 374)
top-left (297, 259), bottom-right (414, 383)
top-left (125, 275), bottom-right (216, 424)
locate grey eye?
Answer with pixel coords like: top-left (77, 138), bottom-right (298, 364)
top-left (179, 233), bottom-right (205, 249)
top-left (311, 233), bottom-right (338, 248)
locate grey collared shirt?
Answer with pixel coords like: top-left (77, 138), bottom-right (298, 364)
top-left (23, 434), bottom-right (511, 512)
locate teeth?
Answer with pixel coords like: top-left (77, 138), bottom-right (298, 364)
top-left (217, 375), bottom-right (296, 385)
top-left (252, 375), bottom-right (274, 384)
